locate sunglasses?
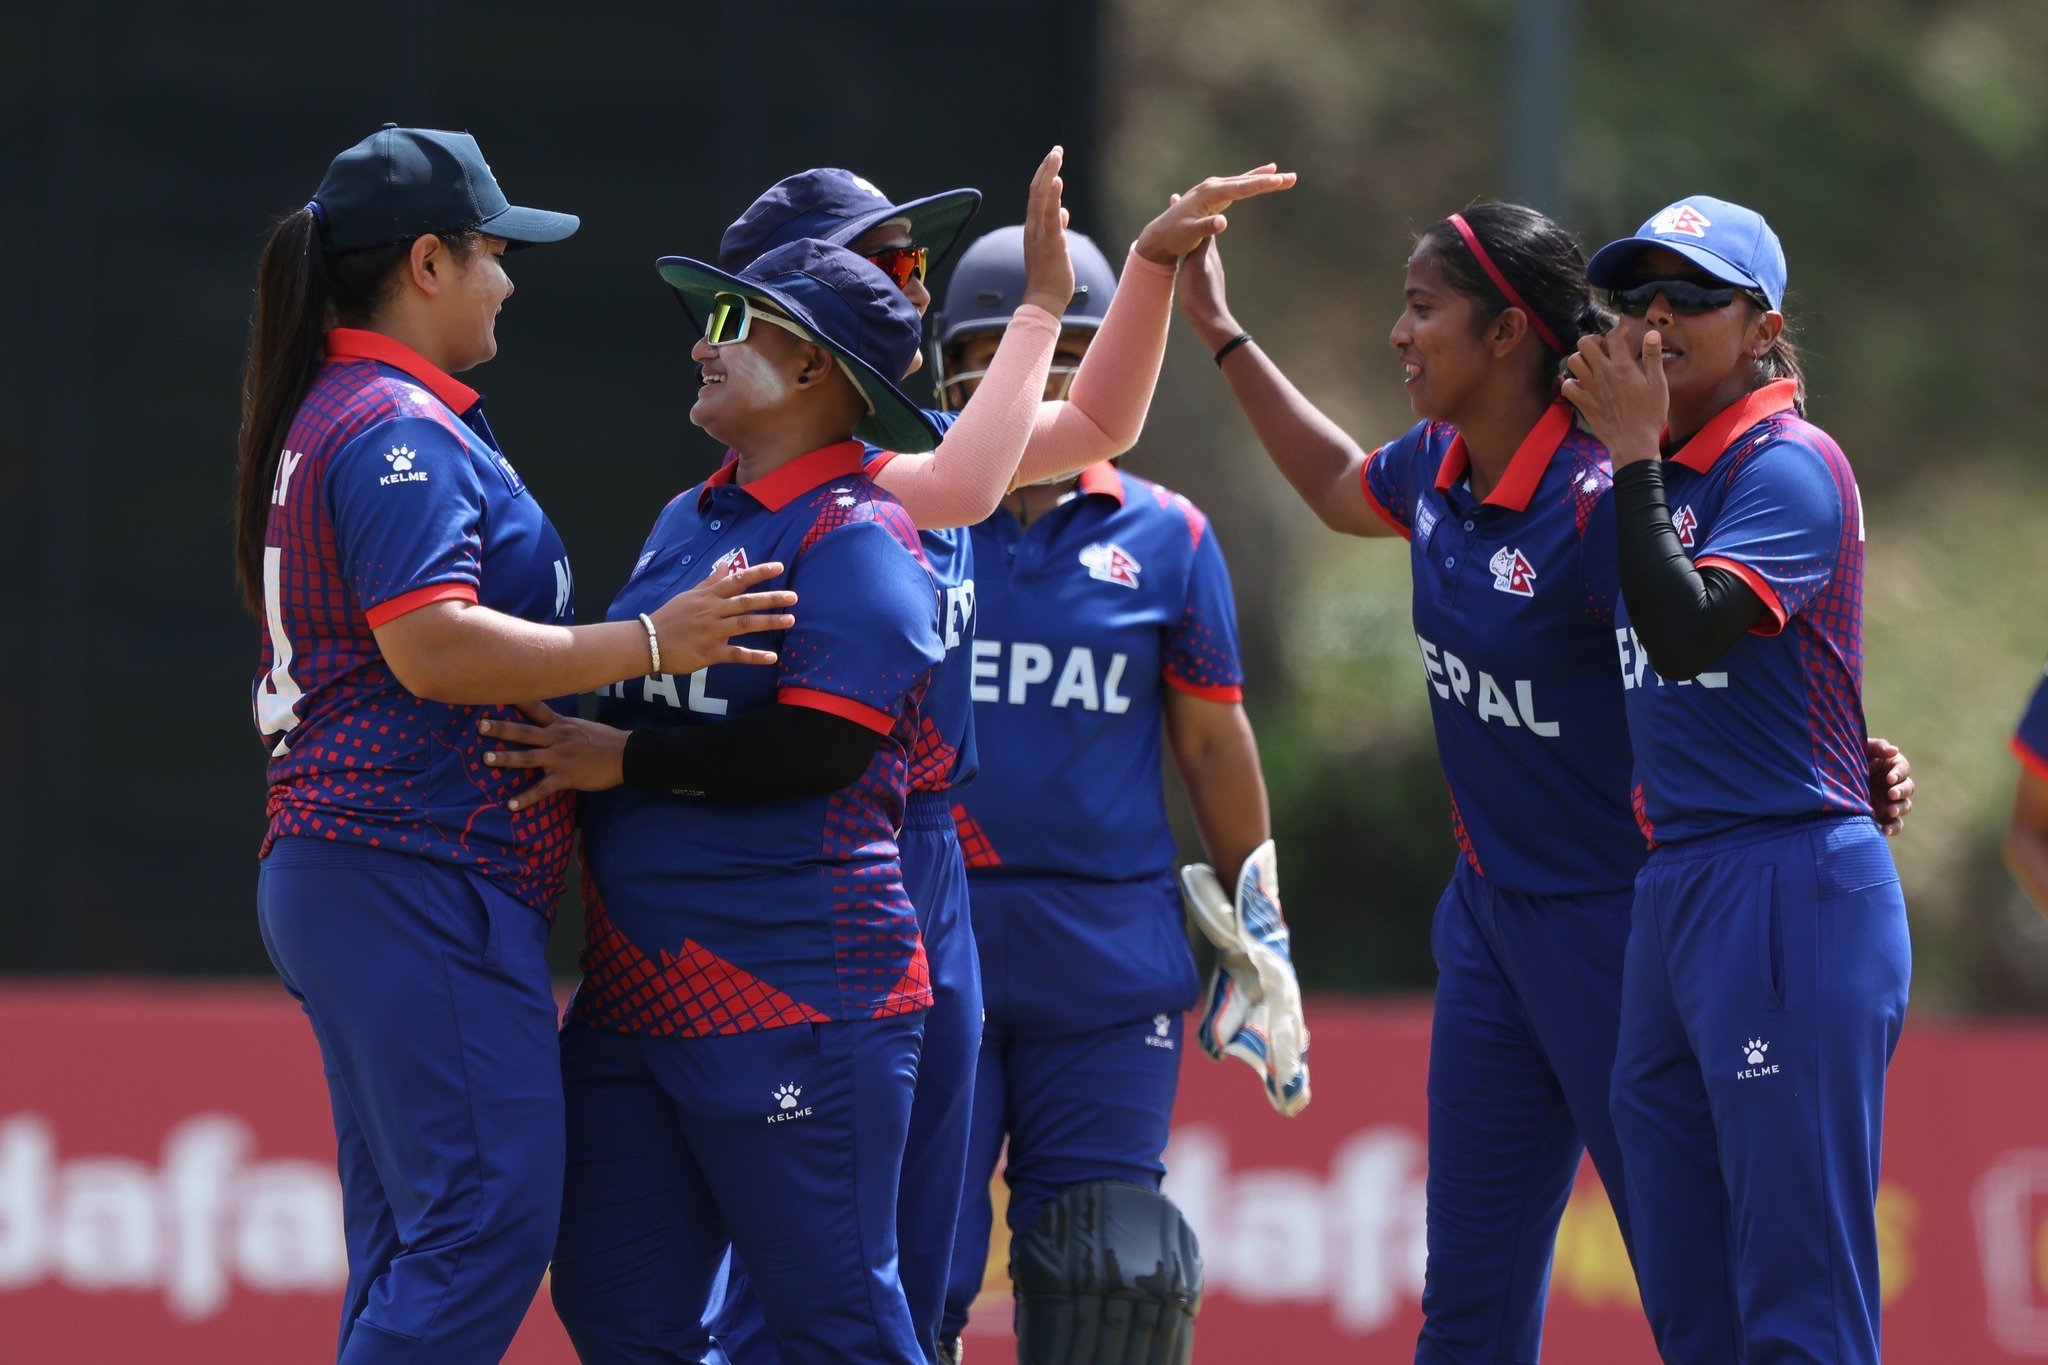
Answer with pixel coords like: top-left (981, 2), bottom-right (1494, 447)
top-left (1606, 278), bottom-right (1769, 317)
top-left (700, 292), bottom-right (874, 413)
top-left (863, 245), bottom-right (928, 290)
top-left (704, 291), bottom-right (809, 346)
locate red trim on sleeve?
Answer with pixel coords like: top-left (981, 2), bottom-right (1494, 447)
top-left (1695, 554), bottom-right (1789, 635)
top-left (865, 449), bottom-right (899, 476)
top-left (364, 581), bottom-right (478, 628)
top-left (325, 328), bottom-right (481, 413)
top-left (1359, 452), bottom-right (1412, 540)
top-left (2013, 736), bottom-right (2048, 787)
top-left (778, 686), bottom-right (896, 735)
top-left (1165, 675), bottom-right (1245, 704)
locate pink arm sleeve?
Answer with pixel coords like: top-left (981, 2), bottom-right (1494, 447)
top-left (1011, 248), bottom-right (1176, 487)
top-left (868, 304), bottom-right (1059, 530)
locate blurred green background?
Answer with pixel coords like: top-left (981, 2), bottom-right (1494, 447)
top-left (4, 0), bottom-right (2045, 1011)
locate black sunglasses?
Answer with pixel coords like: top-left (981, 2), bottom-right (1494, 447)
top-left (1606, 278), bottom-right (1769, 317)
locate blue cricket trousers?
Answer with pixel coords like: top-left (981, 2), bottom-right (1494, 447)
top-left (1612, 814), bottom-right (1909, 1365)
top-left (1417, 860), bottom-right (1637, 1365)
top-left (550, 1011), bottom-right (927, 1365)
top-left (256, 837), bottom-right (563, 1365)
top-left (710, 793), bottom-right (982, 1364)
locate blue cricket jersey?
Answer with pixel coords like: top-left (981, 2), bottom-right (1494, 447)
top-left (1615, 380), bottom-right (1872, 844)
top-left (953, 464), bottom-right (1245, 880)
top-left (867, 407), bottom-right (978, 793)
top-left (254, 328), bottom-right (577, 916)
top-left (2015, 660), bottom-right (2048, 782)
top-left (570, 441), bottom-right (945, 1035)
top-left (1363, 402), bottom-right (1643, 895)
top-left (950, 466), bottom-right (1241, 1029)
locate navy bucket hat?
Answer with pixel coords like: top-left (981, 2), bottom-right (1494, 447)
top-left (1586, 195), bottom-right (1787, 312)
top-left (718, 168), bottom-right (981, 273)
top-left (309, 124), bottom-right (579, 252)
top-left (658, 239), bottom-right (945, 454)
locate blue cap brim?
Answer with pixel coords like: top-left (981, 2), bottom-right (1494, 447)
top-left (479, 203), bottom-right (581, 248)
top-left (1586, 236), bottom-right (1773, 305)
top-left (822, 188), bottom-right (982, 270)
top-left (655, 256), bottom-right (944, 455)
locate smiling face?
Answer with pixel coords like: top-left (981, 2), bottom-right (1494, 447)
top-left (688, 317), bottom-right (816, 446)
top-left (1609, 245), bottom-right (1781, 416)
top-left (1390, 247), bottom-right (1502, 423)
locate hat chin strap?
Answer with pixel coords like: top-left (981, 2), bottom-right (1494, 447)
top-left (749, 309), bottom-right (876, 415)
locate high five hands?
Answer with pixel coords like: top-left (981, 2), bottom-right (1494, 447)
top-left (1020, 147), bottom-right (1075, 317)
top-left (1135, 165), bottom-right (1297, 267)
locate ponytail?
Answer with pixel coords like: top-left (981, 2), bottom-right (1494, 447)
top-left (233, 212), bottom-right (477, 615)
top-left (235, 208), bottom-right (328, 616)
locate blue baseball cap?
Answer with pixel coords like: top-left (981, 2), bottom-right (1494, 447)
top-left (309, 124), bottom-right (579, 252)
top-left (657, 239), bottom-right (945, 454)
top-left (718, 168), bottom-right (981, 273)
top-left (1586, 195), bottom-right (1786, 311)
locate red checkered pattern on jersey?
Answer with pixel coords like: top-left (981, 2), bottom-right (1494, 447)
top-left (256, 358), bottom-right (572, 914)
top-left (822, 703), bottom-right (934, 1018)
top-left (1447, 783), bottom-right (1485, 875)
top-left (568, 872), bottom-right (832, 1036)
top-left (951, 805), bottom-right (1002, 869)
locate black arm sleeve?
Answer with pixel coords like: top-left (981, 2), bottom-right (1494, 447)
top-left (1613, 460), bottom-right (1769, 681)
top-left (620, 703), bottom-right (884, 800)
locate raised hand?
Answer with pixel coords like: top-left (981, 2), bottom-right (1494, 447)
top-left (1020, 146), bottom-right (1075, 317)
top-left (1562, 328), bottom-right (1669, 468)
top-left (648, 559), bottom-right (797, 674)
top-left (1177, 235), bottom-right (1240, 352)
top-left (1134, 165), bottom-right (1297, 267)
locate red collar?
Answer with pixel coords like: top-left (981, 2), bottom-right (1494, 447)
top-left (700, 440), bottom-right (870, 512)
top-left (1433, 401), bottom-right (1575, 512)
top-left (1667, 380), bottom-right (1801, 473)
top-left (1076, 462), bottom-right (1126, 504)
top-left (325, 328), bottom-right (480, 413)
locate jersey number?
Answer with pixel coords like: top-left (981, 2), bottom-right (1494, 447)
top-left (255, 546), bottom-right (304, 755)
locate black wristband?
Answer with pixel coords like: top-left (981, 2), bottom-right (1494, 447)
top-left (1212, 331), bottom-right (1254, 366)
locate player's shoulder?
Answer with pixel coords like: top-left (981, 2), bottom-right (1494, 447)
top-left (1109, 469), bottom-right (1216, 551)
top-left (1728, 409), bottom-right (1851, 492)
top-left (795, 473), bottom-right (927, 562)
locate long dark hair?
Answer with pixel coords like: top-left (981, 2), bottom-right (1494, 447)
top-left (232, 214), bottom-right (476, 616)
top-left (1415, 202), bottom-right (1603, 396)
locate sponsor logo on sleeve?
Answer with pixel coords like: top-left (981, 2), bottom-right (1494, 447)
top-left (1672, 504), bottom-right (1698, 549)
top-left (378, 446), bottom-right (429, 486)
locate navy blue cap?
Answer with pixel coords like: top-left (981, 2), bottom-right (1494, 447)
top-left (1586, 195), bottom-right (1787, 311)
top-left (657, 239), bottom-right (944, 454)
top-left (718, 168), bottom-right (980, 273)
top-left (309, 124), bottom-right (579, 252)
top-left (934, 224), bottom-right (1119, 348)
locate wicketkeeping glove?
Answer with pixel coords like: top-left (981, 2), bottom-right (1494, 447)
top-left (1181, 839), bottom-right (1309, 1116)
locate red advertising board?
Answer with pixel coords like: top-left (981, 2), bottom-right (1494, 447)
top-left (3, 984), bottom-right (2047, 1362)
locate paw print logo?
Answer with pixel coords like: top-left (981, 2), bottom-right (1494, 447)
top-left (385, 446), bottom-right (416, 472)
top-left (1744, 1039), bottom-right (1769, 1066)
top-left (774, 1083), bottom-right (802, 1110)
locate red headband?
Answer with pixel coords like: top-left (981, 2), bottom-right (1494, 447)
top-left (1447, 212), bottom-right (1564, 353)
